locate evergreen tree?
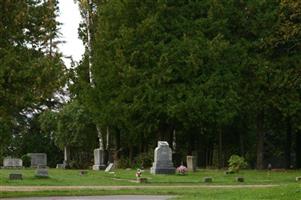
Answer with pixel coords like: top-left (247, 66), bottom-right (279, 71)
top-left (0, 0), bottom-right (66, 158)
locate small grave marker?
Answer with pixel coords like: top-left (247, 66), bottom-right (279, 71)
top-left (79, 170), bottom-right (88, 176)
top-left (236, 177), bottom-right (244, 182)
top-left (225, 171), bottom-right (235, 175)
top-left (105, 163), bottom-right (114, 172)
top-left (9, 173), bottom-right (22, 180)
top-left (186, 156), bottom-right (196, 172)
top-left (203, 177), bottom-right (213, 183)
top-left (56, 163), bottom-right (65, 169)
top-left (35, 165), bottom-right (48, 178)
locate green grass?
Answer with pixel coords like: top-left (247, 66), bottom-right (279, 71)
top-left (0, 169), bottom-right (301, 199)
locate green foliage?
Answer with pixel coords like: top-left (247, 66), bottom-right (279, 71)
top-left (116, 157), bottom-right (132, 169)
top-left (71, 0), bottom-right (301, 170)
top-left (2, 0), bottom-right (301, 170)
top-left (0, 0), bottom-right (66, 159)
top-left (228, 155), bottom-right (248, 173)
top-left (21, 155), bottom-right (31, 168)
top-left (39, 100), bottom-right (98, 167)
top-left (134, 152), bottom-right (154, 169)
top-left (39, 100), bottom-right (97, 150)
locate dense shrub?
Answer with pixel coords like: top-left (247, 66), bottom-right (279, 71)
top-left (21, 155), bottom-right (31, 167)
top-left (134, 152), bottom-right (154, 169)
top-left (228, 155), bottom-right (247, 173)
top-left (116, 157), bottom-right (132, 169)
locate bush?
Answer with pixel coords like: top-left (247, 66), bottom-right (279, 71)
top-left (228, 155), bottom-right (247, 173)
top-left (134, 152), bottom-right (153, 169)
top-left (21, 155), bottom-right (31, 167)
top-left (116, 157), bottom-right (131, 169)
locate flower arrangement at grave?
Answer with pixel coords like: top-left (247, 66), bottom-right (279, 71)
top-left (176, 165), bottom-right (188, 175)
top-left (136, 169), bottom-right (142, 178)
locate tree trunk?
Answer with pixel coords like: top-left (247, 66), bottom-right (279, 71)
top-left (256, 110), bottom-right (265, 169)
top-left (239, 132), bottom-right (245, 156)
top-left (218, 128), bottom-right (223, 169)
top-left (115, 130), bottom-right (121, 162)
top-left (106, 127), bottom-right (110, 150)
top-left (139, 132), bottom-right (144, 154)
top-left (129, 145), bottom-right (133, 163)
top-left (188, 132), bottom-right (194, 155)
top-left (285, 117), bottom-right (292, 169)
top-left (296, 130), bottom-right (301, 169)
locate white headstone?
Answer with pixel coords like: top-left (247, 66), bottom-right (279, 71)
top-left (105, 163), bottom-right (114, 172)
top-left (3, 157), bottom-right (23, 168)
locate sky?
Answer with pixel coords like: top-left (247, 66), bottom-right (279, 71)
top-left (57, 0), bottom-right (85, 66)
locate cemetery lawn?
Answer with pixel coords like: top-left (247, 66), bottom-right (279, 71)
top-left (0, 169), bottom-right (300, 199)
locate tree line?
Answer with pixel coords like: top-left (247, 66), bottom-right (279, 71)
top-left (1, 0), bottom-right (300, 169)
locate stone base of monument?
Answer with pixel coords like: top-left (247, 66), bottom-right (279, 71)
top-left (150, 166), bottom-right (175, 174)
top-left (92, 164), bottom-right (106, 170)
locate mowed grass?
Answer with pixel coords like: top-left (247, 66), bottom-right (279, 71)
top-left (0, 169), bottom-right (300, 185)
top-left (0, 169), bottom-right (301, 199)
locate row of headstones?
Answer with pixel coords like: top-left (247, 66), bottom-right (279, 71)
top-left (136, 176), bottom-right (246, 184)
top-left (2, 153), bottom-right (47, 168)
top-left (148, 141), bottom-right (301, 183)
top-left (91, 141), bottom-right (178, 174)
top-left (3, 153), bottom-right (48, 179)
top-left (92, 141), bottom-right (195, 174)
top-left (9, 165), bottom-right (49, 180)
top-left (91, 141), bottom-right (200, 174)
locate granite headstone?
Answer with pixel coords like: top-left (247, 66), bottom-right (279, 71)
top-left (35, 165), bottom-right (48, 177)
top-left (9, 173), bottom-right (22, 180)
top-left (27, 153), bottom-right (47, 167)
top-left (150, 141), bottom-right (175, 174)
top-left (186, 156), bottom-right (197, 172)
top-left (3, 157), bottom-right (23, 168)
top-left (93, 148), bottom-right (106, 170)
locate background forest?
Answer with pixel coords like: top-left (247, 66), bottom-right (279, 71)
top-left (0, 0), bottom-right (300, 170)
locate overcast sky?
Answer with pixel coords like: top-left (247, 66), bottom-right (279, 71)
top-left (57, 0), bottom-right (84, 66)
